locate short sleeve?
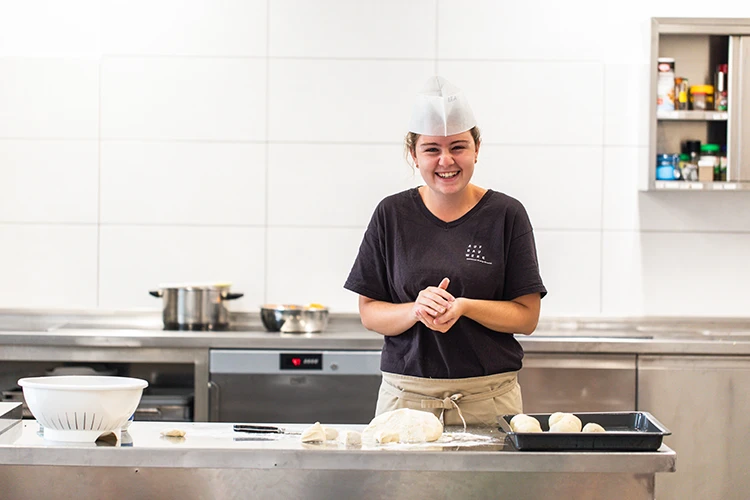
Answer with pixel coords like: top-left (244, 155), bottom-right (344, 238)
top-left (502, 208), bottom-right (547, 301)
top-left (344, 205), bottom-right (392, 302)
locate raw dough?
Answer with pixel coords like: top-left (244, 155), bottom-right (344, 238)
top-left (160, 428), bottom-right (186, 437)
top-left (514, 420), bottom-right (543, 433)
top-left (300, 422), bottom-right (326, 443)
top-left (548, 412), bottom-right (567, 428)
top-left (549, 414), bottom-right (582, 433)
top-left (362, 409), bottom-right (443, 445)
top-left (582, 422), bottom-right (606, 433)
top-left (335, 430), bottom-right (362, 446)
top-left (323, 426), bottom-right (339, 441)
top-left (510, 414), bottom-right (541, 432)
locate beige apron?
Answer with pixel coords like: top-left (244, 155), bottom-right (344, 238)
top-left (375, 371), bottom-right (523, 427)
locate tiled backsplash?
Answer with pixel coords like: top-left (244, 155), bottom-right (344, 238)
top-left (1, 0), bottom-right (749, 316)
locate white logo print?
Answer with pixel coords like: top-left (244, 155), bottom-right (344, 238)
top-left (465, 244), bottom-right (492, 265)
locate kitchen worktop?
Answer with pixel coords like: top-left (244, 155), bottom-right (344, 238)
top-left (0, 310), bottom-right (749, 354)
top-left (0, 419), bottom-right (675, 474)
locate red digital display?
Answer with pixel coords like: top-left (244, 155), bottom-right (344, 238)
top-left (280, 353), bottom-right (322, 370)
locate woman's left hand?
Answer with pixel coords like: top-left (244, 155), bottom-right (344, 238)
top-left (417, 297), bottom-right (465, 333)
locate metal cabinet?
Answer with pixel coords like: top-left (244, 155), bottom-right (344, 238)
top-left (518, 354), bottom-right (637, 413)
top-left (646, 17), bottom-right (750, 191)
top-left (638, 355), bottom-right (750, 500)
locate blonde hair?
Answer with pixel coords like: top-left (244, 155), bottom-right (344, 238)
top-left (404, 126), bottom-right (482, 167)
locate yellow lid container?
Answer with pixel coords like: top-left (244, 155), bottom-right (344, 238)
top-left (690, 85), bottom-right (714, 94)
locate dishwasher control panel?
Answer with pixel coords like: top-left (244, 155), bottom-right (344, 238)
top-left (280, 353), bottom-right (322, 370)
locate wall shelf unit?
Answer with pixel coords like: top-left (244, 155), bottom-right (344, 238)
top-left (645, 18), bottom-right (750, 191)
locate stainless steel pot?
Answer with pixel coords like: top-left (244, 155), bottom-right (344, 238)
top-left (149, 284), bottom-right (244, 330)
top-left (260, 304), bottom-right (329, 333)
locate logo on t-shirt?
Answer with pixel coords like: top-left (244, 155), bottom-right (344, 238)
top-left (465, 244), bottom-right (492, 265)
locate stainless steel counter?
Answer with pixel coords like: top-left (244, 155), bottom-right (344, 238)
top-left (0, 311), bottom-right (749, 354)
top-left (0, 417), bottom-right (675, 500)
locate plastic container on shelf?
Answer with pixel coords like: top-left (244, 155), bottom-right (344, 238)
top-left (698, 144), bottom-right (720, 181)
top-left (656, 58), bottom-right (676, 111)
top-left (656, 154), bottom-right (680, 180)
top-left (690, 85), bottom-right (714, 110)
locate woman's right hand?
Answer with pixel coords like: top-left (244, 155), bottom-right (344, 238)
top-left (412, 277), bottom-right (454, 323)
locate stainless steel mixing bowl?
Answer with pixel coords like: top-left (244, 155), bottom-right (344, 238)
top-left (260, 304), bottom-right (329, 333)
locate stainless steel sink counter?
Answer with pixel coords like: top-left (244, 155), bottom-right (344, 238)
top-left (0, 311), bottom-right (749, 354)
top-left (0, 419), bottom-right (675, 499)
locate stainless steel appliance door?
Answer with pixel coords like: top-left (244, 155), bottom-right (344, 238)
top-left (209, 350), bottom-right (382, 424)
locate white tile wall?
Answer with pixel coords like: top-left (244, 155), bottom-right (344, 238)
top-left (0, 59), bottom-right (99, 139)
top-left (269, 59), bottom-right (434, 143)
top-left (602, 231), bottom-right (750, 317)
top-left (0, 140), bottom-right (98, 223)
top-left (268, 143), bottom-right (419, 226)
top-left (1, 0), bottom-right (749, 317)
top-left (438, 61), bottom-right (604, 146)
top-left (100, 141), bottom-right (266, 225)
top-left (100, 57), bottom-right (266, 141)
top-left (266, 227), bottom-right (365, 312)
top-left (269, 0), bottom-right (436, 58)
top-left (474, 145), bottom-right (603, 230)
top-left (534, 230), bottom-right (602, 316)
top-left (98, 226), bottom-right (265, 310)
top-left (0, 224), bottom-right (98, 309)
top-left (101, 0), bottom-right (267, 57)
top-left (0, 0), bottom-right (100, 56)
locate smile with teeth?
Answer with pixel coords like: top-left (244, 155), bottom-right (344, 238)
top-left (436, 171), bottom-right (459, 179)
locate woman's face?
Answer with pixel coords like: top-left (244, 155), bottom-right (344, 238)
top-left (412, 131), bottom-right (479, 197)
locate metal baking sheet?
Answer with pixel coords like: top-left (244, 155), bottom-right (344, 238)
top-left (498, 411), bottom-right (671, 451)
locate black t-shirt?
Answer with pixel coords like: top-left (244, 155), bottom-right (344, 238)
top-left (344, 188), bottom-right (547, 379)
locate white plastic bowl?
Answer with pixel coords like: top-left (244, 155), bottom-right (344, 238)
top-left (18, 375), bottom-right (148, 442)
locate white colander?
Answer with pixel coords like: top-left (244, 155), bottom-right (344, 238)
top-left (18, 375), bottom-right (148, 442)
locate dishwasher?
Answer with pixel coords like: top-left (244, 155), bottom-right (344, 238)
top-left (208, 349), bottom-right (382, 424)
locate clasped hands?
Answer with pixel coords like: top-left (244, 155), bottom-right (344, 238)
top-left (412, 277), bottom-right (464, 333)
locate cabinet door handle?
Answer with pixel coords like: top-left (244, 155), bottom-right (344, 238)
top-left (208, 380), bottom-right (220, 422)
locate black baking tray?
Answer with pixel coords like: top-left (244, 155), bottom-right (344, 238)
top-left (498, 412), bottom-right (671, 451)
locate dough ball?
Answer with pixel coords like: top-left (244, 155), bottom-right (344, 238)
top-left (300, 422), bottom-right (326, 443)
top-left (548, 412), bottom-right (567, 428)
top-left (160, 428), bottom-right (186, 438)
top-left (582, 422), bottom-right (606, 433)
top-left (335, 430), bottom-right (362, 446)
top-left (509, 414), bottom-right (540, 432)
top-left (549, 414), bottom-right (582, 433)
top-left (362, 408), bottom-right (443, 445)
top-left (323, 426), bottom-right (338, 441)
top-left (513, 420), bottom-right (543, 433)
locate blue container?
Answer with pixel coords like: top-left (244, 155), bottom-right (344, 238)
top-left (656, 154), bottom-right (678, 180)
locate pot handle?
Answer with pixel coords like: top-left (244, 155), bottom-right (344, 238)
top-left (222, 292), bottom-right (244, 301)
top-left (149, 290), bottom-right (163, 298)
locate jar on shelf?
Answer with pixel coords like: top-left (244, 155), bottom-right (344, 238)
top-left (690, 85), bottom-right (714, 110)
top-left (656, 154), bottom-right (680, 181)
top-left (679, 153), bottom-right (697, 181)
top-left (698, 144), bottom-right (720, 181)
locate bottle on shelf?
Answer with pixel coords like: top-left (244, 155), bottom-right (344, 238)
top-left (714, 64), bottom-right (728, 112)
top-left (698, 143), bottom-right (720, 182)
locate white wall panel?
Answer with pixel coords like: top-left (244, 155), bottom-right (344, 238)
top-left (268, 59), bottom-right (434, 143)
top-left (266, 227), bottom-right (364, 313)
top-left (474, 145), bottom-right (603, 230)
top-left (602, 231), bottom-right (750, 317)
top-left (438, 61), bottom-right (604, 146)
top-left (604, 64), bottom-right (650, 146)
top-left (100, 141), bottom-right (265, 225)
top-left (0, 140), bottom-right (98, 223)
top-left (101, 57), bottom-right (266, 141)
top-left (0, 0), bottom-right (100, 56)
top-left (0, 224), bottom-right (98, 308)
top-left (98, 226), bottom-right (265, 310)
top-left (535, 230), bottom-right (601, 317)
top-left (270, 0), bottom-right (435, 58)
top-left (267, 143), bottom-right (419, 226)
top-left (0, 59), bottom-right (99, 138)
top-left (101, 0), bottom-right (267, 56)
top-left (438, 0), bottom-right (605, 61)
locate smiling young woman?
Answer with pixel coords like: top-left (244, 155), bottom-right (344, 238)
top-left (344, 76), bottom-right (547, 427)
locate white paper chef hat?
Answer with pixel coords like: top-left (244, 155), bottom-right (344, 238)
top-left (407, 76), bottom-right (477, 136)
